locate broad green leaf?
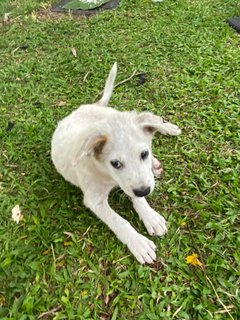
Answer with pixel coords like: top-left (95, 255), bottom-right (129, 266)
top-left (63, 0), bottom-right (110, 10)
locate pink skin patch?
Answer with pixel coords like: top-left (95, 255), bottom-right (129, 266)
top-left (152, 156), bottom-right (163, 177)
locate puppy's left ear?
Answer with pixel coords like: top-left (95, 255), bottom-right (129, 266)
top-left (73, 133), bottom-right (109, 166)
top-left (136, 112), bottom-right (181, 136)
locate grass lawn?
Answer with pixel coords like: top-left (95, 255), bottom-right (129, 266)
top-left (0, 0), bottom-right (240, 319)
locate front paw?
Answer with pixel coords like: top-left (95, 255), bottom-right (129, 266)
top-left (127, 232), bottom-right (156, 264)
top-left (142, 209), bottom-right (167, 236)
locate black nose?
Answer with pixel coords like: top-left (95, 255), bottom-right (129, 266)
top-left (133, 186), bottom-right (151, 197)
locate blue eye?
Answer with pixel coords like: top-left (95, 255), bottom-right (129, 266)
top-left (110, 160), bottom-right (123, 169)
top-left (141, 150), bottom-right (149, 160)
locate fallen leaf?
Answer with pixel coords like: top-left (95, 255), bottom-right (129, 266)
top-left (71, 47), bottom-right (77, 58)
top-left (180, 221), bottom-right (186, 226)
top-left (11, 205), bottom-right (23, 224)
top-left (186, 253), bottom-right (203, 268)
top-left (3, 13), bottom-right (10, 24)
top-left (57, 100), bottom-right (66, 107)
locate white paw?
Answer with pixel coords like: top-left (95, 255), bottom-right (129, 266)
top-left (127, 232), bottom-right (156, 264)
top-left (160, 122), bottom-right (181, 136)
top-left (142, 209), bottom-right (167, 236)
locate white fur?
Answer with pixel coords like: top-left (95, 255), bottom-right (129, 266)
top-left (51, 63), bottom-right (181, 264)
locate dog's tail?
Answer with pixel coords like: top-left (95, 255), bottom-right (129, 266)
top-left (98, 62), bottom-right (117, 107)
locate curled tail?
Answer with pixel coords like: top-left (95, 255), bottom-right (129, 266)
top-left (98, 62), bottom-right (117, 107)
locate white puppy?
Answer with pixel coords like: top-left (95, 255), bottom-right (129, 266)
top-left (51, 63), bottom-right (181, 264)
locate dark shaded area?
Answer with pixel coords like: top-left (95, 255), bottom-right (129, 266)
top-left (227, 17), bottom-right (240, 33)
top-left (6, 121), bottom-right (14, 132)
top-left (137, 73), bottom-right (147, 85)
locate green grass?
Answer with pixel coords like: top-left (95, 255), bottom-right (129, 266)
top-left (0, 0), bottom-right (240, 319)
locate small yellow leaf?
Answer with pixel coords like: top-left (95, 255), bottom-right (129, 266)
top-left (64, 241), bottom-right (73, 247)
top-left (11, 205), bottom-right (23, 224)
top-left (42, 249), bottom-right (51, 255)
top-left (186, 253), bottom-right (203, 267)
top-left (180, 221), bottom-right (186, 226)
top-left (81, 290), bottom-right (88, 297)
top-left (71, 47), bottom-right (77, 58)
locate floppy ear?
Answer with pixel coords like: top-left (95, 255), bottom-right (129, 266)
top-left (73, 133), bottom-right (109, 166)
top-left (136, 112), bottom-right (181, 136)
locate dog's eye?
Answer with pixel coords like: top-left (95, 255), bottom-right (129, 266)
top-left (110, 160), bottom-right (123, 169)
top-left (141, 150), bottom-right (149, 160)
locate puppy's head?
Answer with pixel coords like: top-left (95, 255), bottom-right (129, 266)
top-left (102, 114), bottom-right (155, 198)
top-left (74, 111), bottom-right (169, 198)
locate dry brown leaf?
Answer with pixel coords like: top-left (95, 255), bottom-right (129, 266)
top-left (57, 100), bottom-right (66, 107)
top-left (71, 47), bottom-right (77, 58)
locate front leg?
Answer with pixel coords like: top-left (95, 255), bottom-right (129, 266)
top-left (132, 197), bottom-right (167, 236)
top-left (83, 189), bottom-right (157, 264)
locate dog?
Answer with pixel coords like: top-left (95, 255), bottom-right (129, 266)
top-left (51, 63), bottom-right (181, 264)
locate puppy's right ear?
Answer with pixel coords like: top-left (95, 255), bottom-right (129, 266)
top-left (136, 112), bottom-right (181, 136)
top-left (73, 133), bottom-right (109, 166)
